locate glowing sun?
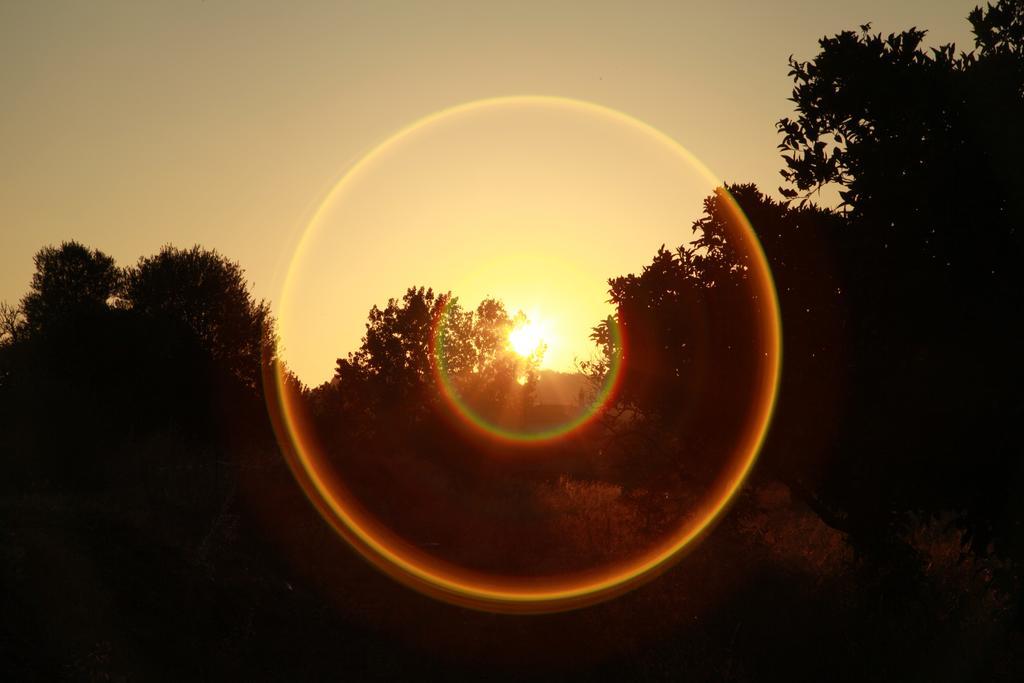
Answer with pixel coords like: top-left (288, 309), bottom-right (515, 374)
top-left (508, 319), bottom-right (546, 358)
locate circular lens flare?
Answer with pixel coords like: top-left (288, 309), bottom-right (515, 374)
top-left (264, 96), bottom-right (782, 613)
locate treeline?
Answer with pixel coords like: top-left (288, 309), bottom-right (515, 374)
top-left (0, 244), bottom-right (271, 488)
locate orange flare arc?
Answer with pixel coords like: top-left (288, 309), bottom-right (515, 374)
top-left (264, 96), bottom-right (782, 613)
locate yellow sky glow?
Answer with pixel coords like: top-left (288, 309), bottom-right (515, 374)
top-left (276, 97), bottom-right (724, 383)
top-left (0, 2), bottom-right (975, 386)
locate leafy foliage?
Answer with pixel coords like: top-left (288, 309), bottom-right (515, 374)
top-left (19, 241), bottom-right (120, 335)
top-left (330, 286), bottom-right (541, 430)
top-left (773, 1), bottom-right (1024, 557)
top-left (122, 245), bottom-right (273, 390)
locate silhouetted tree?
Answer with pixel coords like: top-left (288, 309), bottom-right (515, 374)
top-left (122, 245), bottom-right (272, 391)
top-left (331, 287), bottom-right (541, 432)
top-left (19, 241), bottom-right (120, 336)
top-left (691, 185), bottom-right (851, 533)
top-left (0, 301), bottom-right (23, 347)
top-left (333, 287), bottom-right (450, 426)
top-left (590, 184), bottom-right (842, 493)
top-left (775, 2), bottom-right (1024, 557)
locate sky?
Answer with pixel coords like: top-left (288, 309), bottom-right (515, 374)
top-left (1, 1), bottom-right (976, 384)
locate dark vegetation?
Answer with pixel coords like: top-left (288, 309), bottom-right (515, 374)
top-left (2, 3), bottom-right (1023, 680)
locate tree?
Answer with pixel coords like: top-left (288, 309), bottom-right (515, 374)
top-left (971, 0), bottom-right (1024, 60)
top-left (688, 185), bottom-right (852, 532)
top-left (19, 241), bottom-right (120, 335)
top-left (0, 302), bottom-right (23, 347)
top-left (334, 287), bottom-right (451, 420)
top-left (776, 6), bottom-right (1023, 293)
top-left (590, 184), bottom-right (843, 492)
top-left (331, 287), bottom-right (541, 432)
top-left (771, 2), bottom-right (1024, 556)
top-left (122, 245), bottom-right (272, 391)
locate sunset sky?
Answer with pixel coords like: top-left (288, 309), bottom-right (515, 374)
top-left (1, 1), bottom-right (974, 383)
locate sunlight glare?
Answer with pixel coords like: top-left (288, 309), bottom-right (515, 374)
top-left (509, 319), bottom-right (546, 358)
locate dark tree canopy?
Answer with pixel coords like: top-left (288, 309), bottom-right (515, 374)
top-left (19, 241), bottom-right (120, 335)
top-left (1, 243), bottom-right (275, 485)
top-left (0, 301), bottom-right (23, 347)
top-left (778, 3), bottom-right (1024, 217)
top-left (971, 0), bottom-right (1024, 59)
top-left (122, 245), bottom-right (272, 390)
top-left (333, 287), bottom-right (450, 424)
top-left (776, 3), bottom-right (1024, 309)
top-left (590, 184), bottom-right (844, 492)
top-left (771, 1), bottom-right (1024, 557)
